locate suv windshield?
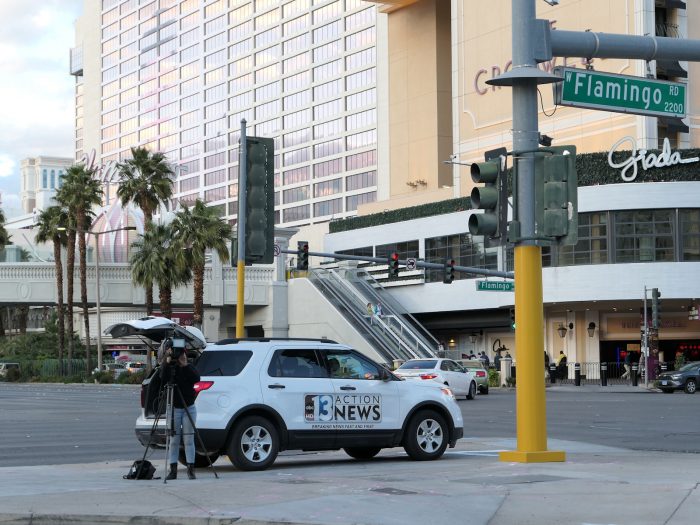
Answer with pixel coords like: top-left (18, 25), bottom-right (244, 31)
top-left (398, 360), bottom-right (437, 370)
top-left (678, 361), bottom-right (700, 372)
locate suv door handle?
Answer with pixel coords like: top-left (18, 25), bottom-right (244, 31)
top-left (268, 384), bottom-right (286, 389)
top-left (340, 385), bottom-right (356, 391)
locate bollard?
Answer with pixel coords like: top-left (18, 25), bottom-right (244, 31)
top-left (549, 363), bottom-right (557, 384)
top-left (631, 363), bottom-right (639, 387)
top-left (574, 363), bottom-right (581, 386)
top-left (600, 362), bottom-right (607, 387)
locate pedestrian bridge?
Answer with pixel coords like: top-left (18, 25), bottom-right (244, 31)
top-left (0, 261), bottom-right (277, 308)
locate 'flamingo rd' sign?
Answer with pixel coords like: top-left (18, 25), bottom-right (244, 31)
top-left (607, 136), bottom-right (700, 182)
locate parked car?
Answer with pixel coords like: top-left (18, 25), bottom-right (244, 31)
top-left (456, 359), bottom-right (489, 394)
top-left (394, 358), bottom-right (478, 399)
top-left (0, 362), bottom-right (20, 377)
top-left (655, 361), bottom-right (700, 394)
top-left (93, 362), bottom-right (127, 379)
top-left (105, 317), bottom-right (464, 471)
top-left (125, 362), bottom-right (146, 374)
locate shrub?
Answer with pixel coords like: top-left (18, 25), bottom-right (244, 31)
top-left (92, 371), bottom-right (115, 384)
top-left (6, 367), bottom-right (21, 382)
top-left (488, 369), bottom-right (500, 387)
top-left (118, 370), bottom-right (145, 384)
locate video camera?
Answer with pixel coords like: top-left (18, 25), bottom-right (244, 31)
top-left (164, 337), bottom-right (186, 364)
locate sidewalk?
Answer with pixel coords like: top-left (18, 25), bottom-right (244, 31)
top-left (2, 437), bottom-right (699, 525)
top-left (546, 383), bottom-right (659, 393)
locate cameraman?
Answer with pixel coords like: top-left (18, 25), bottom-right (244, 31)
top-left (161, 340), bottom-right (200, 480)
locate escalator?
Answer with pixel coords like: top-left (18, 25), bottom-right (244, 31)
top-left (307, 267), bottom-right (438, 363)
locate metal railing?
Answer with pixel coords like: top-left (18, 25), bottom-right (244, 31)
top-left (543, 361), bottom-right (669, 386)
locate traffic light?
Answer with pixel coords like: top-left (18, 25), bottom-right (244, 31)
top-left (243, 136), bottom-right (275, 264)
top-left (388, 252), bottom-right (400, 279)
top-left (443, 259), bottom-right (455, 284)
top-left (296, 241), bottom-right (309, 271)
top-left (509, 308), bottom-right (516, 330)
top-left (537, 145), bottom-right (578, 245)
top-left (652, 288), bottom-right (661, 329)
top-left (468, 156), bottom-right (505, 240)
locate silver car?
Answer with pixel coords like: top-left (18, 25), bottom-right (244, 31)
top-left (394, 358), bottom-right (478, 400)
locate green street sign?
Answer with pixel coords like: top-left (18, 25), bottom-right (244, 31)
top-left (476, 280), bottom-right (514, 292)
top-left (553, 67), bottom-right (686, 118)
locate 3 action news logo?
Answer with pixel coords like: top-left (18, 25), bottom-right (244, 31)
top-left (304, 394), bottom-right (381, 423)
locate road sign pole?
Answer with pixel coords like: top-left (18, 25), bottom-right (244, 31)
top-left (491, 0), bottom-right (565, 464)
top-left (236, 119), bottom-right (247, 338)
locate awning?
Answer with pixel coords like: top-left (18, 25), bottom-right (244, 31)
top-left (658, 116), bottom-right (689, 134)
top-left (657, 60), bottom-right (687, 79)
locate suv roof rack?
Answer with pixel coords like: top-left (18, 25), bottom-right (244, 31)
top-left (213, 337), bottom-right (339, 345)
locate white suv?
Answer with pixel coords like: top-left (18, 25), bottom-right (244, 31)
top-left (106, 319), bottom-right (464, 471)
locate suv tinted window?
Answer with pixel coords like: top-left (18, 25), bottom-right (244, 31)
top-left (268, 349), bottom-right (327, 378)
top-left (197, 350), bottom-right (253, 376)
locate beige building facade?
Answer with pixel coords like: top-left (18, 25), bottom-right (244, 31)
top-left (362, 0), bottom-right (695, 214)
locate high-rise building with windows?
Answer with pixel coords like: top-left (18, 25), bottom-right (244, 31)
top-left (72, 0), bottom-right (384, 229)
top-left (19, 157), bottom-right (73, 214)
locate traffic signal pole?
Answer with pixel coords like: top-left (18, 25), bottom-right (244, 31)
top-left (489, 0), bottom-right (700, 464)
top-left (236, 119), bottom-right (248, 338)
top-left (487, 0), bottom-right (564, 464)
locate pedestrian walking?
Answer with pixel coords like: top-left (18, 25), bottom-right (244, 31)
top-left (621, 351), bottom-right (632, 379)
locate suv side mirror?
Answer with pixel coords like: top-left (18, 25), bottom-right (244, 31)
top-left (379, 368), bottom-right (391, 381)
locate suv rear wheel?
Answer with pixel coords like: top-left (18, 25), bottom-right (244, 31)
top-left (403, 409), bottom-right (448, 461)
top-left (228, 416), bottom-right (279, 471)
top-left (343, 447), bottom-right (381, 460)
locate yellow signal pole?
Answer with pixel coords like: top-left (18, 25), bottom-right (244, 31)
top-left (499, 246), bottom-right (565, 463)
top-left (236, 119), bottom-right (247, 338)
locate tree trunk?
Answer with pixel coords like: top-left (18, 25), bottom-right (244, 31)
top-left (160, 285), bottom-right (172, 321)
top-left (66, 230), bottom-right (76, 375)
top-left (144, 209), bottom-right (154, 315)
top-left (78, 212), bottom-right (91, 374)
top-left (53, 239), bottom-right (65, 375)
top-left (193, 264), bottom-right (205, 329)
top-left (18, 306), bottom-right (28, 335)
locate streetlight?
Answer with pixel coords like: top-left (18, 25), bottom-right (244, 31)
top-left (58, 225), bottom-right (136, 370)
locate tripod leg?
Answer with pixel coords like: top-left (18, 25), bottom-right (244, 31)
top-left (135, 380), bottom-right (168, 479)
top-left (163, 385), bottom-right (175, 484)
top-left (174, 385), bottom-right (219, 478)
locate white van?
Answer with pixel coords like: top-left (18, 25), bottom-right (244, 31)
top-left (0, 363), bottom-right (20, 377)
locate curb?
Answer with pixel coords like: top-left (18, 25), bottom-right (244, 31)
top-left (0, 514), bottom-right (311, 525)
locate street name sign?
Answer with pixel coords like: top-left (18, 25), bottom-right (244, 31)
top-left (553, 67), bottom-right (686, 118)
top-left (476, 280), bottom-right (514, 292)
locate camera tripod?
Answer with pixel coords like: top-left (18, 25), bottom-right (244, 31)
top-left (139, 365), bottom-right (219, 483)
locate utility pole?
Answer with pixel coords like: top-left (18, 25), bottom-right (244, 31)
top-left (236, 120), bottom-right (248, 338)
top-left (487, 0), bottom-right (700, 463)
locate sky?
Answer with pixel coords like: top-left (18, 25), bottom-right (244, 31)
top-left (0, 0), bottom-right (82, 218)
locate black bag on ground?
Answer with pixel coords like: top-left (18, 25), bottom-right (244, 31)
top-left (124, 460), bottom-right (157, 480)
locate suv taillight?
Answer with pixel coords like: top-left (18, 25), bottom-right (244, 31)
top-left (194, 381), bottom-right (214, 395)
top-left (140, 385), bottom-right (146, 408)
top-left (419, 373), bottom-right (438, 380)
top-left (476, 370), bottom-right (486, 378)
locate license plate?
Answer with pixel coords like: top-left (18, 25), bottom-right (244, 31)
top-left (662, 380), bottom-right (668, 385)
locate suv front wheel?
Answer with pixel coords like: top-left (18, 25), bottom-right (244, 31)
top-left (403, 410), bottom-right (448, 461)
top-left (228, 416), bottom-right (279, 471)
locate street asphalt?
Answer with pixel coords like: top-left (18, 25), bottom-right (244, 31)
top-left (2, 385), bottom-right (699, 525)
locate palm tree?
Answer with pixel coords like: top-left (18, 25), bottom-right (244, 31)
top-left (117, 147), bottom-right (175, 315)
top-left (130, 224), bottom-right (190, 374)
top-left (56, 164), bottom-right (103, 374)
top-left (0, 207), bottom-right (8, 337)
top-left (34, 206), bottom-right (70, 374)
top-left (172, 200), bottom-right (232, 328)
